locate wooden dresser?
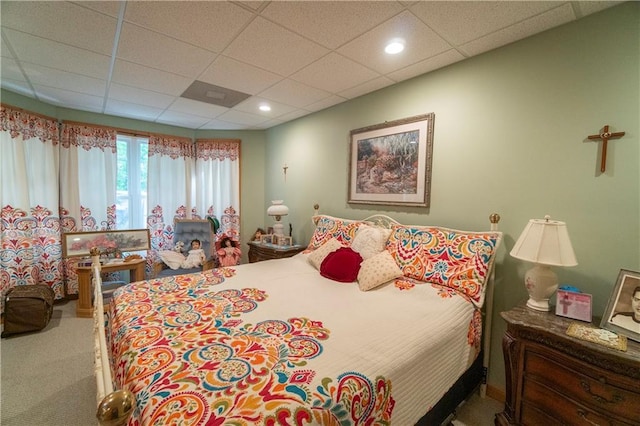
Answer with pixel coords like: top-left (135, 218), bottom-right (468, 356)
top-left (247, 241), bottom-right (306, 263)
top-left (496, 304), bottom-right (640, 425)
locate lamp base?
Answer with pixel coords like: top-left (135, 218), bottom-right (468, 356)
top-left (273, 222), bottom-right (284, 237)
top-left (524, 264), bottom-right (558, 312)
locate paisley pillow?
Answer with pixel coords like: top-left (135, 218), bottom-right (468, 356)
top-left (386, 224), bottom-right (502, 307)
top-left (307, 215), bottom-right (367, 250)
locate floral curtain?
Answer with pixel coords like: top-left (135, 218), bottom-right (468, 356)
top-left (59, 122), bottom-right (117, 295)
top-left (195, 139), bottom-right (241, 243)
top-left (0, 105), bottom-right (64, 306)
top-left (146, 135), bottom-right (195, 264)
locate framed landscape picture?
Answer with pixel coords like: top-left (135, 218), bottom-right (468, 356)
top-left (62, 229), bottom-right (150, 258)
top-left (348, 113), bottom-right (435, 207)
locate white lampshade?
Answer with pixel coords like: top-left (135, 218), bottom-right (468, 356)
top-left (510, 215), bottom-right (577, 311)
top-left (267, 200), bottom-right (289, 237)
top-left (266, 200), bottom-right (289, 219)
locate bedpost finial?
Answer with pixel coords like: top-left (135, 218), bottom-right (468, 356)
top-left (96, 389), bottom-right (135, 426)
top-left (490, 213), bottom-right (500, 224)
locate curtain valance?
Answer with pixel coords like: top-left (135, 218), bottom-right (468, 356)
top-left (0, 104), bottom-right (59, 143)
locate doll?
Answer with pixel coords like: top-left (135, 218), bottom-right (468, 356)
top-left (217, 236), bottom-right (241, 267)
top-left (181, 239), bottom-right (206, 268)
top-left (252, 228), bottom-right (266, 241)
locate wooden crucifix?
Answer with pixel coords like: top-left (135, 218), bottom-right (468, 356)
top-left (587, 124), bottom-right (625, 172)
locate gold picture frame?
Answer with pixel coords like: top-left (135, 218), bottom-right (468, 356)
top-left (348, 113), bottom-right (435, 207)
top-left (62, 229), bottom-right (150, 258)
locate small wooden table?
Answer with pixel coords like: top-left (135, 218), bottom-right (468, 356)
top-left (247, 241), bottom-right (306, 263)
top-left (76, 258), bottom-right (146, 318)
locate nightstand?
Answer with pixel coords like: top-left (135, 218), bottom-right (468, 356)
top-left (247, 241), bottom-right (306, 263)
top-left (496, 304), bottom-right (640, 425)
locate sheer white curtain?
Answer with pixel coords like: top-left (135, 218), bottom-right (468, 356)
top-left (59, 123), bottom-right (117, 295)
top-left (195, 139), bottom-right (241, 241)
top-left (147, 135), bottom-right (195, 259)
top-left (0, 105), bottom-right (64, 303)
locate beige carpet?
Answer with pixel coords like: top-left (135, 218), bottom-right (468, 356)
top-left (0, 300), bottom-right (502, 425)
top-left (0, 300), bottom-right (96, 426)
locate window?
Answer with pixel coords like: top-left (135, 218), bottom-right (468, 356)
top-left (116, 135), bottom-right (148, 229)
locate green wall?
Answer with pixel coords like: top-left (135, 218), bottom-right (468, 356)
top-left (2, 1), bottom-right (638, 396)
top-left (265, 2), bottom-right (639, 393)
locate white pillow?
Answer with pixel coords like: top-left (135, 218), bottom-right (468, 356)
top-left (159, 250), bottom-right (185, 270)
top-left (351, 226), bottom-right (391, 260)
top-left (357, 250), bottom-right (402, 291)
top-left (308, 238), bottom-right (343, 270)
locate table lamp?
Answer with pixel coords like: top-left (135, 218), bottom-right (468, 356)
top-left (267, 200), bottom-right (289, 237)
top-left (510, 215), bottom-right (577, 311)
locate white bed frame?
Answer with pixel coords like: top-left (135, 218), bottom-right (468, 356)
top-left (92, 213), bottom-right (501, 425)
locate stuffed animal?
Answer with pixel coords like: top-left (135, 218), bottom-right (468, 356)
top-left (173, 241), bottom-right (185, 253)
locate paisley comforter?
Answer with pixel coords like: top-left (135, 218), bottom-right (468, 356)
top-left (107, 253), bottom-right (481, 425)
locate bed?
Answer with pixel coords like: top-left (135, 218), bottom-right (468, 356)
top-left (93, 213), bottom-right (502, 425)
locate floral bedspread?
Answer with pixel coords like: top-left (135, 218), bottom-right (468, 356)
top-left (108, 267), bottom-right (394, 425)
top-left (107, 254), bottom-right (479, 425)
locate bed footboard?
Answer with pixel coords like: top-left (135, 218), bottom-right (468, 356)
top-left (91, 249), bottom-right (135, 426)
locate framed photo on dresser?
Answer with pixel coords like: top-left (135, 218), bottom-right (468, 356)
top-left (601, 269), bottom-right (640, 343)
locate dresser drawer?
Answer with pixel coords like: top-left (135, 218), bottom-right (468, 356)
top-left (524, 348), bottom-right (640, 423)
top-left (522, 379), bottom-right (628, 426)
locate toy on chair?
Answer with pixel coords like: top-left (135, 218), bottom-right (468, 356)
top-left (217, 236), bottom-right (241, 267)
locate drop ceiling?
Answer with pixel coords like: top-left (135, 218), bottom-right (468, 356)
top-left (0, 1), bottom-right (623, 130)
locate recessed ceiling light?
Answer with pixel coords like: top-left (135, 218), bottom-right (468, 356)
top-left (259, 104), bottom-right (271, 112)
top-left (385, 39), bottom-right (405, 55)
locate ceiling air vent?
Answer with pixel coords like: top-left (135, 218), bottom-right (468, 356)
top-left (180, 81), bottom-right (250, 108)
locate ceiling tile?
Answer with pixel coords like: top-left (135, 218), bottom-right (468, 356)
top-left (459, 3), bottom-right (576, 57)
top-left (117, 23), bottom-right (216, 78)
top-left (215, 109), bottom-right (270, 126)
top-left (292, 52), bottom-right (380, 93)
top-left (411, 1), bottom-right (563, 46)
top-left (232, 96), bottom-right (298, 118)
top-left (166, 97), bottom-right (228, 118)
top-left (199, 118), bottom-right (249, 130)
top-left (1, 79), bottom-right (34, 97)
top-left (105, 98), bottom-right (164, 122)
top-left (108, 83), bottom-right (175, 109)
top-left (259, 79), bottom-right (331, 108)
top-left (124, 1), bottom-right (254, 52)
top-left (198, 55), bottom-right (282, 95)
top-left (4, 29), bottom-right (111, 79)
top-left (1, 1), bottom-right (117, 55)
top-left (338, 11), bottom-right (451, 74)
top-left (77, 1), bottom-right (123, 18)
top-left (304, 95), bottom-right (348, 112)
top-left (33, 85), bottom-right (104, 111)
top-left (261, 1), bottom-right (403, 49)
top-left (388, 49), bottom-right (465, 82)
top-left (574, 1), bottom-right (625, 17)
top-left (339, 76), bottom-right (395, 100)
top-left (111, 60), bottom-right (192, 96)
top-left (1, 57), bottom-right (26, 81)
top-left (156, 110), bottom-right (211, 128)
top-left (223, 17), bottom-right (329, 77)
top-left (22, 63), bottom-right (106, 96)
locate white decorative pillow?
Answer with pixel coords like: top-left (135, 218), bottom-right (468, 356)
top-left (357, 250), bottom-right (402, 291)
top-left (308, 238), bottom-right (343, 270)
top-left (159, 250), bottom-right (185, 270)
top-left (351, 226), bottom-right (392, 260)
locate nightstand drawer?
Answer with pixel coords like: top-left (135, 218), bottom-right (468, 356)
top-left (524, 348), bottom-right (640, 423)
top-left (522, 380), bottom-right (626, 426)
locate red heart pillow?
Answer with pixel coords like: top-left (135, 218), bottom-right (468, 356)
top-left (320, 247), bottom-right (363, 283)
